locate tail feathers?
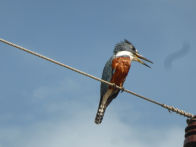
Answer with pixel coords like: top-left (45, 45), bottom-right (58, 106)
top-left (95, 104), bottom-right (106, 124)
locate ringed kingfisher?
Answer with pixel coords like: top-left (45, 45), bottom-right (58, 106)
top-left (95, 39), bottom-right (153, 124)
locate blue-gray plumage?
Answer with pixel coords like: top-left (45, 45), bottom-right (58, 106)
top-left (100, 57), bottom-right (119, 99)
top-left (100, 56), bottom-right (120, 108)
top-left (95, 40), bottom-right (153, 124)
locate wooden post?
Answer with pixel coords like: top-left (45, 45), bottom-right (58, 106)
top-left (184, 116), bottom-right (196, 147)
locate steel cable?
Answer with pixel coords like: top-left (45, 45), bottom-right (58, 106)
top-left (0, 38), bottom-right (194, 118)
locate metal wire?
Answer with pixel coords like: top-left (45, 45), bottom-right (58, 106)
top-left (0, 38), bottom-right (194, 118)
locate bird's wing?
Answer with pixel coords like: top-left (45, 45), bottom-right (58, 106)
top-left (95, 56), bottom-right (120, 124)
top-left (100, 56), bottom-right (120, 107)
top-left (100, 56), bottom-right (113, 98)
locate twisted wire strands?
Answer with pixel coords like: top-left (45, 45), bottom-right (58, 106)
top-left (0, 38), bottom-right (194, 119)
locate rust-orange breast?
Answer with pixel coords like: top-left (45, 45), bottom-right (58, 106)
top-left (110, 57), bottom-right (131, 87)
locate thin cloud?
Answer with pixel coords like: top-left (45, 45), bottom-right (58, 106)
top-left (164, 43), bottom-right (190, 70)
top-left (0, 110), bottom-right (184, 147)
top-left (0, 78), bottom-right (185, 147)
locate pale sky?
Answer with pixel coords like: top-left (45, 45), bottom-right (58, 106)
top-left (0, 0), bottom-right (196, 146)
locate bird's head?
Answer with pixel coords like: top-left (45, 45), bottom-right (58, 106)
top-left (113, 39), bottom-right (153, 68)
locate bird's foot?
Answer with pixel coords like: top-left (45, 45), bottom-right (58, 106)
top-left (111, 83), bottom-right (117, 89)
top-left (120, 87), bottom-right (125, 93)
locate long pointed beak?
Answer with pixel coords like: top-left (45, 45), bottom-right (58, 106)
top-left (134, 52), bottom-right (153, 68)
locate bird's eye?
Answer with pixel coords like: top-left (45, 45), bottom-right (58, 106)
top-left (132, 47), bottom-right (136, 51)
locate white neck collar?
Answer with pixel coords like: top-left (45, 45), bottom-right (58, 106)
top-left (115, 51), bottom-right (134, 59)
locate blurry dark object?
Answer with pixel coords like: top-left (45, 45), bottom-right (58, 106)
top-left (164, 43), bottom-right (190, 70)
top-left (184, 116), bottom-right (196, 147)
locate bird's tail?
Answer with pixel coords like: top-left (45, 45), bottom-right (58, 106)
top-left (95, 104), bottom-right (106, 124)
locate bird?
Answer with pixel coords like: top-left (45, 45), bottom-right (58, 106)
top-left (95, 39), bottom-right (153, 124)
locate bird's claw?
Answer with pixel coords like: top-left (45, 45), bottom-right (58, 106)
top-left (111, 83), bottom-right (124, 92)
top-left (111, 83), bottom-right (117, 89)
top-left (120, 87), bottom-right (125, 93)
